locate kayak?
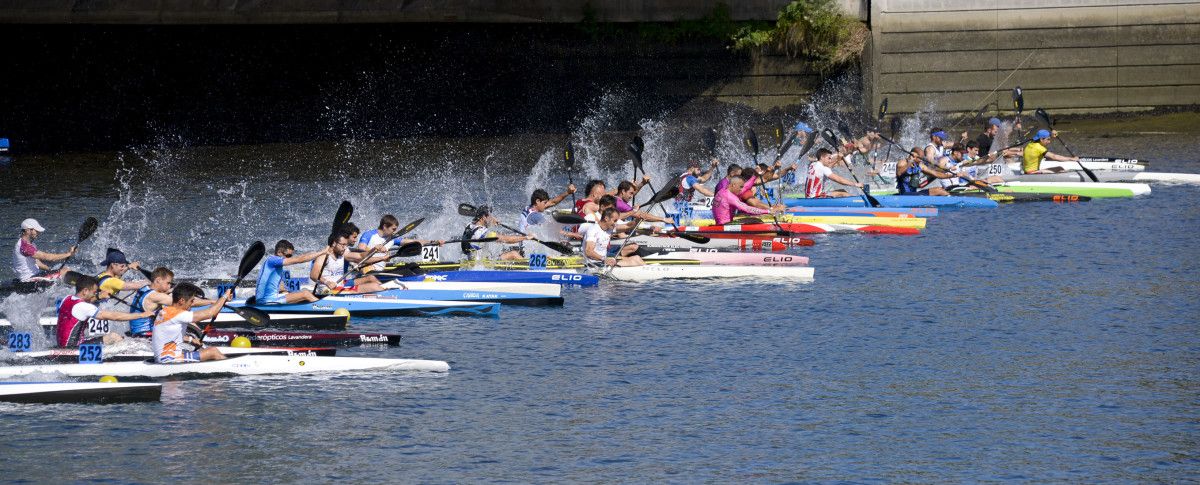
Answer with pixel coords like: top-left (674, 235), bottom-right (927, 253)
top-left (0, 278), bottom-right (55, 297)
top-left (0, 382), bottom-right (162, 404)
top-left (0, 354), bottom-right (450, 379)
top-left (1001, 181), bottom-right (1150, 197)
top-left (1006, 158), bottom-right (1147, 173)
top-left (1, 312), bottom-right (350, 332)
top-left (624, 235), bottom-right (814, 251)
top-left (1007, 170), bottom-right (1200, 184)
top-left (677, 223), bottom-right (921, 236)
top-left (229, 296), bottom-right (501, 318)
top-left (689, 198), bottom-right (938, 217)
top-left (601, 264), bottom-right (815, 282)
top-left (5, 346), bottom-right (336, 364)
top-left (382, 270), bottom-right (599, 287)
top-left (366, 281), bottom-right (563, 307)
top-left (948, 191), bottom-right (1091, 203)
top-left (641, 250), bottom-right (808, 266)
top-left (203, 330), bottom-right (401, 347)
top-left (783, 195), bottom-right (998, 209)
top-left (684, 215), bottom-right (927, 229)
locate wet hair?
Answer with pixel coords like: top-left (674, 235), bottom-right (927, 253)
top-left (951, 144), bottom-right (965, 153)
top-left (274, 240), bottom-right (295, 255)
top-left (597, 194), bottom-right (617, 209)
top-left (150, 267), bottom-right (174, 282)
top-left (340, 222), bottom-right (360, 236)
top-left (584, 179), bottom-right (605, 197)
top-left (600, 207), bottom-right (620, 221)
top-left (965, 140), bottom-right (980, 150)
top-left (529, 189), bottom-right (550, 206)
top-left (379, 215), bottom-right (399, 229)
top-left (328, 231), bottom-right (349, 246)
top-left (726, 164), bottom-right (742, 176)
top-left (617, 181), bottom-right (636, 194)
top-left (172, 282), bottom-right (204, 303)
top-left (74, 275), bottom-right (98, 293)
top-left (756, 163), bottom-right (769, 171)
top-left (815, 148), bottom-right (833, 159)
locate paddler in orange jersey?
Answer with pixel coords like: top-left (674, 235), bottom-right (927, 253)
top-left (153, 283), bottom-right (229, 363)
top-left (127, 266), bottom-right (217, 338)
top-left (1022, 129), bottom-right (1080, 174)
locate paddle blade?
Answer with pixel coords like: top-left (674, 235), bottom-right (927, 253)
top-left (837, 121), bottom-right (852, 140)
top-left (773, 123), bottom-right (784, 145)
top-left (564, 142), bottom-right (575, 168)
top-left (552, 212), bottom-right (587, 225)
top-left (393, 241), bottom-right (422, 258)
top-left (333, 201), bottom-right (353, 235)
top-left (1035, 108), bottom-right (1052, 127)
top-left (231, 306), bottom-right (270, 327)
top-left (627, 136), bottom-right (645, 171)
top-left (643, 184), bottom-right (680, 208)
top-left (878, 98), bottom-right (889, 120)
top-left (702, 127), bottom-right (717, 155)
top-left (77, 217), bottom-right (99, 244)
top-left (889, 117), bottom-right (901, 138)
top-left (62, 270), bottom-right (83, 287)
top-left (237, 241), bottom-right (267, 280)
top-left (821, 128), bottom-right (839, 149)
top-left (742, 128), bottom-right (759, 155)
top-left (675, 232), bottom-right (710, 244)
top-left (537, 239), bottom-right (574, 255)
top-left (396, 218), bottom-right (424, 238)
top-left (1012, 86), bottom-right (1024, 113)
top-left (796, 130), bottom-right (816, 158)
top-left (457, 203), bottom-right (476, 217)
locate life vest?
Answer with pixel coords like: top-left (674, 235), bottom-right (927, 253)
top-left (127, 286), bottom-right (155, 336)
top-left (55, 295), bottom-right (92, 347)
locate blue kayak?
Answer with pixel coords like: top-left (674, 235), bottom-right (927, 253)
top-left (230, 296), bottom-right (500, 318)
top-left (386, 270), bottom-right (599, 288)
top-left (782, 195), bottom-right (998, 209)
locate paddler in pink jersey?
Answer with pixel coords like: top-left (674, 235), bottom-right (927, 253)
top-left (56, 275), bottom-right (153, 348)
top-left (712, 176), bottom-right (783, 225)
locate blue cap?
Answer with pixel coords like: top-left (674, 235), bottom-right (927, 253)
top-left (1034, 129), bottom-right (1051, 140)
top-left (988, 117), bottom-right (1002, 127)
top-left (793, 121), bottom-right (813, 134)
top-left (931, 130), bottom-right (948, 139)
top-left (102, 248), bottom-right (129, 266)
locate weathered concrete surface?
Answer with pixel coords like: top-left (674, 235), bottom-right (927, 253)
top-left (866, 0), bottom-right (1200, 114)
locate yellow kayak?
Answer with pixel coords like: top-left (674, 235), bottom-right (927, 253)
top-left (687, 214), bottom-right (927, 229)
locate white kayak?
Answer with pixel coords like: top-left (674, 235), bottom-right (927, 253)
top-left (378, 280), bottom-right (561, 297)
top-left (0, 311), bottom-right (349, 330)
top-left (1001, 181), bottom-right (1152, 196)
top-left (5, 346), bottom-right (333, 363)
top-left (600, 264), bottom-right (814, 282)
top-left (0, 381), bottom-right (162, 404)
top-left (1007, 170), bottom-right (1200, 184)
top-left (1009, 158), bottom-right (1147, 173)
top-left (0, 354), bottom-right (449, 379)
top-left (641, 250), bottom-right (809, 266)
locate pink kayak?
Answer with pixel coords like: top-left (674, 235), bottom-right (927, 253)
top-left (643, 250), bottom-right (809, 266)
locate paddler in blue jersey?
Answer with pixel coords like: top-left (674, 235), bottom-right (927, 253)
top-left (255, 240), bottom-right (329, 304)
top-left (462, 205), bottom-right (529, 261)
top-left (127, 266), bottom-right (216, 338)
top-left (519, 185), bottom-right (575, 233)
top-left (674, 159), bottom-right (718, 204)
top-left (895, 147), bottom-right (955, 196)
top-left (357, 215), bottom-right (443, 273)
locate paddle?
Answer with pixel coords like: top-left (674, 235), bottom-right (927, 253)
top-left (208, 241), bottom-right (267, 325)
top-left (702, 127), bottom-right (718, 157)
top-left (1035, 107), bottom-right (1098, 182)
top-left (329, 216), bottom-right (425, 289)
top-left (564, 142), bottom-right (577, 206)
top-left (741, 128), bottom-right (798, 235)
top-left (313, 201), bottom-right (354, 293)
top-left (457, 203), bottom-right (574, 255)
top-left (625, 136), bottom-right (710, 244)
top-left (53, 217), bottom-right (99, 272)
top-left (821, 129), bottom-right (882, 207)
top-left (876, 99), bottom-right (898, 185)
top-left (551, 212), bottom-right (587, 225)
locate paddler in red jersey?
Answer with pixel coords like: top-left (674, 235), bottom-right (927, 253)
top-left (805, 148), bottom-right (863, 198)
top-left (574, 179), bottom-right (609, 218)
top-left (56, 275), bottom-right (153, 348)
top-left (152, 282), bottom-right (229, 363)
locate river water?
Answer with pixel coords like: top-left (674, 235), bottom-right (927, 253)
top-left (0, 115), bottom-right (1198, 481)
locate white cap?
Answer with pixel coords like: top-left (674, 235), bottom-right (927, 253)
top-left (20, 218), bottom-right (45, 232)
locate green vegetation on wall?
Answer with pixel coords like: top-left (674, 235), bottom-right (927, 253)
top-left (732, 0), bottom-right (866, 71)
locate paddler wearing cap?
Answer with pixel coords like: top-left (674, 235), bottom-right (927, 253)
top-left (96, 248), bottom-right (149, 300)
top-left (11, 218), bottom-right (75, 283)
top-left (462, 205), bottom-right (529, 261)
top-left (1022, 129), bottom-right (1079, 174)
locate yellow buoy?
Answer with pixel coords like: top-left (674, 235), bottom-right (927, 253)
top-left (230, 336), bottom-right (252, 348)
top-left (98, 375), bottom-right (118, 383)
top-left (334, 308), bottom-right (351, 319)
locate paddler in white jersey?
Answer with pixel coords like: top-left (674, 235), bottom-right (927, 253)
top-left (519, 185), bottom-right (575, 233)
top-left (311, 231), bottom-right (385, 294)
top-left (581, 208), bottom-right (644, 268)
top-left (12, 218), bottom-right (75, 283)
top-left (152, 282), bottom-right (229, 363)
top-left (462, 205), bottom-right (528, 261)
top-left (55, 275), bottom-right (152, 348)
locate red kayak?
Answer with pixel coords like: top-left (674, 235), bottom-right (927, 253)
top-left (678, 222), bottom-right (920, 236)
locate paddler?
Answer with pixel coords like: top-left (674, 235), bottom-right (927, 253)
top-left (976, 117), bottom-right (1023, 159)
top-left (96, 248), bottom-right (149, 300)
top-left (357, 215), bottom-right (442, 273)
top-left (712, 175), bottom-right (781, 225)
top-left (255, 240), bottom-right (329, 304)
top-left (519, 184), bottom-right (576, 233)
top-left (804, 148), bottom-right (863, 198)
top-left (895, 148), bottom-right (956, 196)
top-left (574, 180), bottom-right (609, 217)
top-left (127, 266), bottom-right (217, 338)
top-left (674, 159), bottom-right (718, 204)
top-left (152, 282), bottom-right (229, 363)
top-left (462, 205), bottom-right (529, 261)
top-left (11, 218), bottom-right (75, 284)
top-left (311, 231), bottom-right (386, 293)
top-left (56, 275), bottom-right (152, 348)
top-left (614, 180), bottom-right (672, 224)
top-left (582, 208), bottom-right (644, 268)
top-left (1022, 129), bottom-right (1080, 174)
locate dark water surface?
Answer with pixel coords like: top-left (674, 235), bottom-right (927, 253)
top-left (1, 132), bottom-right (1198, 482)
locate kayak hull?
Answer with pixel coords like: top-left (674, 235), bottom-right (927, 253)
top-left (1008, 171), bottom-right (1200, 184)
top-left (1, 312), bottom-right (350, 331)
top-left (384, 270), bottom-right (599, 287)
top-left (685, 214), bottom-right (926, 229)
top-left (783, 195), bottom-right (998, 209)
top-left (0, 382), bottom-right (162, 404)
top-left (0, 354), bottom-right (450, 380)
top-left (229, 296), bottom-right (501, 318)
top-left (603, 265), bottom-right (815, 282)
top-left (678, 222), bottom-right (921, 236)
top-left (625, 235), bottom-right (814, 251)
top-left (1001, 181), bottom-right (1150, 197)
top-left (202, 330), bottom-right (401, 347)
top-left (643, 251), bottom-right (809, 266)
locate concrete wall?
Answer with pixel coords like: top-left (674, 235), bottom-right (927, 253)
top-left (866, 0), bottom-right (1200, 114)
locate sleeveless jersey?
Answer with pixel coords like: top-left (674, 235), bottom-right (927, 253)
top-left (127, 286), bottom-right (156, 336)
top-left (56, 295), bottom-right (100, 347)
